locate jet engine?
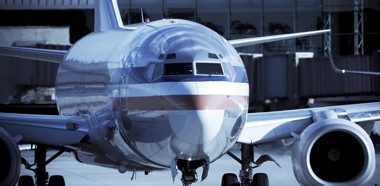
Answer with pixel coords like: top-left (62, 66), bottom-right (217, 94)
top-left (292, 118), bottom-right (376, 185)
top-left (0, 127), bottom-right (21, 185)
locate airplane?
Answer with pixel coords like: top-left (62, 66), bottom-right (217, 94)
top-left (0, 0), bottom-right (379, 185)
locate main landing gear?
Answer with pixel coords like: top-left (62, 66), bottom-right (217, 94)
top-left (223, 144), bottom-right (280, 186)
top-left (18, 144), bottom-right (67, 186)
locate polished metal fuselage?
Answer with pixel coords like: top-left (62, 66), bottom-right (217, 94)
top-left (56, 19), bottom-right (249, 170)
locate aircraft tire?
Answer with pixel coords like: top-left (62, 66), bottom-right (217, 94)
top-left (18, 175), bottom-right (34, 186)
top-left (0, 127), bottom-right (21, 186)
top-left (250, 173), bottom-right (268, 186)
top-left (48, 175), bottom-right (65, 186)
top-left (221, 173), bottom-right (239, 186)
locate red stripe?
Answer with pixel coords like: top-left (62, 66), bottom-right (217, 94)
top-left (116, 95), bottom-right (248, 111)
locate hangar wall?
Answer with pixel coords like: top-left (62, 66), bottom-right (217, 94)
top-left (1, 0), bottom-right (380, 56)
top-left (0, 0), bottom-right (379, 112)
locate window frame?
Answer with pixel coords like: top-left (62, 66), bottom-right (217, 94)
top-left (194, 62), bottom-right (225, 76)
top-left (144, 62), bottom-right (164, 82)
top-left (163, 62), bottom-right (194, 76)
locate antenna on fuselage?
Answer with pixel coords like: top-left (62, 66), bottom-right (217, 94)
top-left (141, 8), bottom-right (145, 24)
top-left (140, 8), bottom-right (150, 24)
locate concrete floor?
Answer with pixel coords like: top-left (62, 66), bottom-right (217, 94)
top-left (19, 142), bottom-right (380, 186)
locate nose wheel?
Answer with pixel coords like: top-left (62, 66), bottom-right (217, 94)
top-left (221, 173), bottom-right (268, 186)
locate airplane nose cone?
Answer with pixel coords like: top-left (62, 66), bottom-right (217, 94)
top-left (135, 81), bottom-right (248, 163)
top-left (168, 110), bottom-right (224, 145)
top-left (165, 82), bottom-right (228, 159)
top-left (166, 82), bottom-right (225, 144)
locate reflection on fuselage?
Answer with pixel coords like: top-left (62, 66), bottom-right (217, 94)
top-left (56, 19), bottom-right (249, 170)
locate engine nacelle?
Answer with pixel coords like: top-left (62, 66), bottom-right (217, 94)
top-left (292, 118), bottom-right (376, 185)
top-left (0, 127), bottom-right (21, 185)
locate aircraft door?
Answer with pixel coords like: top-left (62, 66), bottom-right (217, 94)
top-left (118, 47), bottom-right (141, 130)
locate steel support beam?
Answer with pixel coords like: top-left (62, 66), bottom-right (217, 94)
top-left (323, 0), bottom-right (331, 57)
top-left (354, 0), bottom-right (364, 55)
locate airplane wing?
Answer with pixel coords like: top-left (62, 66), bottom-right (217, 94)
top-left (0, 46), bottom-right (82, 146)
top-left (0, 45), bottom-right (67, 63)
top-left (0, 113), bottom-right (88, 146)
top-left (0, 30), bottom-right (330, 63)
top-left (229, 29), bottom-right (330, 48)
top-left (238, 102), bottom-right (380, 144)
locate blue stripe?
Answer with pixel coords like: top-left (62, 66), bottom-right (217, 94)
top-left (127, 66), bottom-right (247, 84)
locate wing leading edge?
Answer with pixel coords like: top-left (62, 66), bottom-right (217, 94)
top-left (0, 45), bottom-right (66, 64)
top-left (229, 29), bottom-right (330, 48)
top-left (238, 102), bottom-right (380, 144)
top-left (0, 29), bottom-right (330, 63)
top-left (0, 113), bottom-right (88, 146)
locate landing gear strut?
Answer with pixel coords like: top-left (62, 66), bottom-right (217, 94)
top-left (35, 145), bottom-right (48, 185)
top-left (19, 144), bottom-right (66, 186)
top-left (224, 144), bottom-right (278, 186)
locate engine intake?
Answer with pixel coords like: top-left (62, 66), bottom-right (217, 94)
top-left (292, 118), bottom-right (376, 185)
top-left (0, 127), bottom-right (21, 186)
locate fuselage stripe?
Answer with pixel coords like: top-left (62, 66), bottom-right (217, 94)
top-left (115, 95), bottom-right (248, 111)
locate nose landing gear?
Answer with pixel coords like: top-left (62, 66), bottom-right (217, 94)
top-left (176, 159), bottom-right (209, 186)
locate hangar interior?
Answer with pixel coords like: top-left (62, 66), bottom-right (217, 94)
top-left (0, 0), bottom-right (379, 113)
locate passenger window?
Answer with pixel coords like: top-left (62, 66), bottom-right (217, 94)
top-left (196, 63), bottom-right (224, 75)
top-left (164, 63), bottom-right (193, 75)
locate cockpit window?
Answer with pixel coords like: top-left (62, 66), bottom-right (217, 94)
top-left (222, 62), bottom-right (236, 80)
top-left (208, 53), bottom-right (218, 59)
top-left (145, 62), bottom-right (164, 82)
top-left (145, 63), bottom-right (156, 80)
top-left (158, 54), bottom-right (165, 60)
top-left (166, 53), bottom-right (176, 59)
top-left (164, 63), bottom-right (193, 75)
top-left (196, 63), bottom-right (224, 75)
